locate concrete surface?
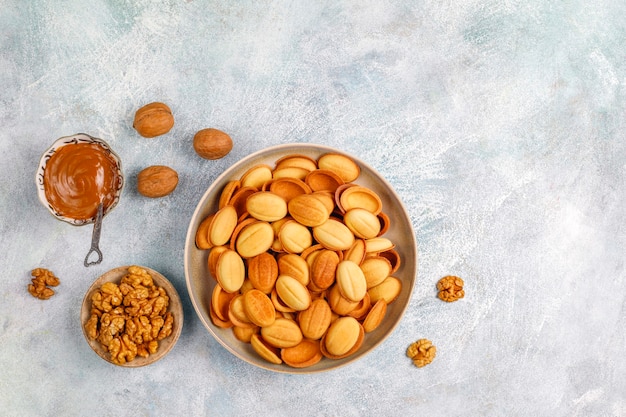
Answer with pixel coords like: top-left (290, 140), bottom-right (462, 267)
top-left (0, 1), bottom-right (624, 416)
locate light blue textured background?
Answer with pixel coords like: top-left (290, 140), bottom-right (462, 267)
top-left (1, 1), bottom-right (624, 416)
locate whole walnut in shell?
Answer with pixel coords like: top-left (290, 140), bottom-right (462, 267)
top-left (137, 165), bottom-right (178, 198)
top-left (133, 102), bottom-right (174, 138)
top-left (193, 128), bottom-right (233, 160)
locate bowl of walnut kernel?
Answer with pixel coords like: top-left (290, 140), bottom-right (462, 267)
top-left (81, 265), bottom-right (183, 367)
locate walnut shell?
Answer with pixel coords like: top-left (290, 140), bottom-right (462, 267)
top-left (193, 128), bottom-right (233, 160)
top-left (133, 102), bottom-right (174, 138)
top-left (136, 165), bottom-right (178, 198)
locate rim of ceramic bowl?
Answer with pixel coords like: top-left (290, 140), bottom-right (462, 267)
top-left (35, 133), bottom-right (124, 226)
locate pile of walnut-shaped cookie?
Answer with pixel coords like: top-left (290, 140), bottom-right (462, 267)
top-left (84, 266), bottom-right (174, 365)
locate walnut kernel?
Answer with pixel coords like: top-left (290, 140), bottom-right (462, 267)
top-left (406, 338), bottom-right (436, 368)
top-left (437, 275), bottom-right (464, 302)
top-left (27, 268), bottom-right (60, 300)
top-left (84, 266), bottom-right (174, 365)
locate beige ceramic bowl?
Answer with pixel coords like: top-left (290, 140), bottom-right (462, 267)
top-left (80, 265), bottom-right (183, 367)
top-left (184, 143), bottom-right (417, 373)
top-left (36, 133), bottom-right (124, 226)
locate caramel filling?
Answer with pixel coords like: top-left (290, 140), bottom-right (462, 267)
top-left (43, 143), bottom-right (121, 221)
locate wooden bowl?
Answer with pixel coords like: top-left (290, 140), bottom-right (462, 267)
top-left (80, 265), bottom-right (183, 367)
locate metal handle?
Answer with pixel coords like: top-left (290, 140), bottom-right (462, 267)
top-left (84, 203), bottom-right (104, 267)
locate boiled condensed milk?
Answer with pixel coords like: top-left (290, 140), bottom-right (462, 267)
top-left (42, 140), bottom-right (122, 221)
